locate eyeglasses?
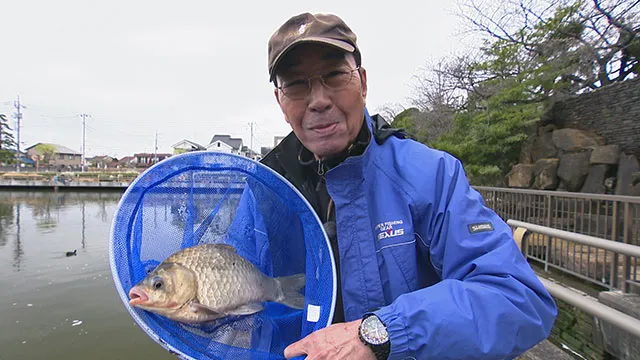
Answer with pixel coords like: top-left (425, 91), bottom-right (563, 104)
top-left (277, 67), bottom-right (361, 100)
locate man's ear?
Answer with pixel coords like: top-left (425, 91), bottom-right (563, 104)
top-left (359, 67), bottom-right (368, 99)
top-left (274, 88), bottom-right (291, 124)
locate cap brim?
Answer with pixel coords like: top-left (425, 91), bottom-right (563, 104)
top-left (270, 37), bottom-right (356, 81)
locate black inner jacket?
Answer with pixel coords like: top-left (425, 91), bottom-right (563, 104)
top-left (260, 114), bottom-right (405, 323)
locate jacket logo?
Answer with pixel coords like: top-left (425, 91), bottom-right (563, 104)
top-left (468, 222), bottom-right (494, 234)
top-left (375, 220), bottom-right (405, 240)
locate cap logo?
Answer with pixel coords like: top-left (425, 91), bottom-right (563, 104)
top-left (298, 23), bottom-right (307, 34)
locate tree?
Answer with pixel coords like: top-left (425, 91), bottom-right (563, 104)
top-left (0, 114), bottom-right (17, 164)
top-left (458, 0), bottom-right (639, 93)
top-left (32, 144), bottom-right (57, 171)
top-left (404, 0), bottom-right (639, 185)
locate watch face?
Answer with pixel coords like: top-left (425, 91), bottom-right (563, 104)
top-left (361, 316), bottom-right (389, 345)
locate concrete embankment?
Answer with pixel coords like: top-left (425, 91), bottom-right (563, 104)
top-left (0, 179), bottom-right (130, 189)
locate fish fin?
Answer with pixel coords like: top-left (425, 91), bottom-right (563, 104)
top-left (275, 273), bottom-right (306, 309)
top-left (189, 302), bottom-right (224, 318)
top-left (227, 303), bottom-right (264, 316)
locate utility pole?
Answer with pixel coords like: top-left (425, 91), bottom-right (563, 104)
top-left (154, 131), bottom-right (158, 164)
top-left (13, 96), bottom-right (23, 172)
top-left (248, 122), bottom-right (255, 152)
top-left (79, 114), bottom-right (89, 172)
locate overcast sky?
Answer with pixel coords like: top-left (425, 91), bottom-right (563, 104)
top-left (0, 0), bottom-right (477, 158)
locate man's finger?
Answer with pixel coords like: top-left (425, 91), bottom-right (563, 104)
top-left (284, 338), bottom-right (308, 359)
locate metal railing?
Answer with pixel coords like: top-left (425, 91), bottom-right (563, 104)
top-left (508, 219), bottom-right (640, 293)
top-left (512, 220), bottom-right (640, 349)
top-left (477, 187), bottom-right (640, 293)
top-left (537, 276), bottom-right (640, 339)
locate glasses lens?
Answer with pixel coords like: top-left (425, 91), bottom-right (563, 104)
top-left (280, 68), bottom-right (357, 100)
top-left (282, 83), bottom-right (309, 100)
top-left (324, 70), bottom-right (354, 89)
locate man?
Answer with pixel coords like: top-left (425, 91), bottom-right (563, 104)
top-left (258, 12), bottom-right (557, 360)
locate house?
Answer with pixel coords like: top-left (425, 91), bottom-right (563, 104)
top-left (87, 155), bottom-right (118, 169)
top-left (172, 139), bottom-right (206, 155)
top-left (118, 156), bottom-right (136, 168)
top-left (206, 135), bottom-right (243, 154)
top-left (25, 143), bottom-right (81, 170)
top-left (133, 153), bottom-right (172, 167)
top-left (240, 146), bottom-right (261, 161)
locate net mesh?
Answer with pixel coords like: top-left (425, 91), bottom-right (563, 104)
top-left (109, 152), bottom-right (336, 360)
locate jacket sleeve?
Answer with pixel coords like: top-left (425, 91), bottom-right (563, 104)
top-left (373, 156), bottom-right (558, 360)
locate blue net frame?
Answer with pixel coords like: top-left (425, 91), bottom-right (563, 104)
top-left (109, 152), bottom-right (336, 360)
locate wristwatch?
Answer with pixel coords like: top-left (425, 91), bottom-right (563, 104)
top-left (358, 313), bottom-right (391, 360)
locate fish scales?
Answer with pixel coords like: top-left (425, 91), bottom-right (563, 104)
top-left (128, 243), bottom-right (306, 324)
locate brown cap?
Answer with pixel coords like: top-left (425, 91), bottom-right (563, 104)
top-left (267, 13), bottom-right (361, 81)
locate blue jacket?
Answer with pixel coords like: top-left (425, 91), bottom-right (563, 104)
top-left (230, 108), bottom-right (557, 359)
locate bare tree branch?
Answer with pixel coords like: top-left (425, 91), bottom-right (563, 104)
top-left (593, 0), bottom-right (638, 34)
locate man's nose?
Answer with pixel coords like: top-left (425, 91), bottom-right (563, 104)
top-left (307, 78), bottom-right (332, 112)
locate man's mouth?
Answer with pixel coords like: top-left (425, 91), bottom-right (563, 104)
top-left (310, 122), bottom-right (338, 135)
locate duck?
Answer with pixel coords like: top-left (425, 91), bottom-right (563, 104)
top-left (66, 250), bottom-right (77, 257)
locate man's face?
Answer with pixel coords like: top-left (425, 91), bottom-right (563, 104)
top-left (274, 44), bottom-right (367, 159)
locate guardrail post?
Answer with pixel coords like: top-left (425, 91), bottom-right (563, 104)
top-left (623, 202), bottom-right (631, 294)
top-left (545, 194), bottom-right (552, 272)
top-left (611, 201), bottom-right (619, 290)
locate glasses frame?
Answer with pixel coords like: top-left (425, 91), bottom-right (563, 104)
top-left (277, 66), bottom-right (361, 100)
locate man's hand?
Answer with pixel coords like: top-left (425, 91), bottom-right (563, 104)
top-left (284, 319), bottom-right (376, 360)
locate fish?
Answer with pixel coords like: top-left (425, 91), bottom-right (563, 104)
top-left (128, 243), bottom-right (306, 324)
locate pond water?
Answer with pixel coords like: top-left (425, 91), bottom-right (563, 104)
top-left (0, 190), bottom-right (175, 360)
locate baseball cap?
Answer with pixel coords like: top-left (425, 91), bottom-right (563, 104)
top-left (267, 13), bottom-right (361, 81)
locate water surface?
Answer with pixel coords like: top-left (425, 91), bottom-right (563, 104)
top-left (0, 190), bottom-right (175, 360)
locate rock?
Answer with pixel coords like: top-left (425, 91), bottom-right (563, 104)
top-left (508, 164), bottom-right (534, 188)
top-left (552, 128), bottom-right (605, 152)
top-left (557, 152), bottom-right (591, 192)
top-left (590, 145), bottom-right (620, 165)
top-left (604, 177), bottom-right (617, 194)
top-left (532, 132), bottom-right (557, 162)
top-left (580, 164), bottom-right (609, 194)
top-left (631, 172), bottom-right (640, 196)
top-left (519, 136), bottom-right (535, 164)
top-left (615, 155), bottom-right (640, 196)
top-left (539, 124), bottom-right (556, 134)
top-left (533, 158), bottom-right (559, 190)
top-left (557, 180), bottom-right (568, 191)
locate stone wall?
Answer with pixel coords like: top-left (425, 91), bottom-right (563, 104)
top-left (508, 77), bottom-right (640, 195)
top-left (508, 126), bottom-right (640, 196)
top-left (551, 77), bottom-right (640, 158)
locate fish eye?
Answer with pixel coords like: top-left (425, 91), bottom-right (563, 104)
top-left (151, 276), bottom-right (164, 290)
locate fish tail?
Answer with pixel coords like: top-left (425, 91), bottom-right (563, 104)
top-left (274, 273), bottom-right (306, 309)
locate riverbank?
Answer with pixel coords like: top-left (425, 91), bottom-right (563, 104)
top-left (0, 171), bottom-right (137, 190)
top-left (0, 179), bottom-right (130, 189)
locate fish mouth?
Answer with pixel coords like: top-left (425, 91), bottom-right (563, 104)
top-left (128, 287), bottom-right (149, 306)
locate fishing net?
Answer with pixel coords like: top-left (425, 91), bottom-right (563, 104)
top-left (109, 151), bottom-right (336, 360)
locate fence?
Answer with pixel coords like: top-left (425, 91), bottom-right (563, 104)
top-left (476, 187), bottom-right (640, 293)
